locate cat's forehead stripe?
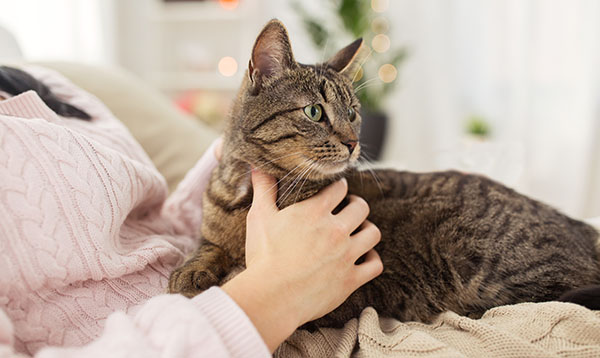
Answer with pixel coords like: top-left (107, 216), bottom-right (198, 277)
top-left (319, 79), bottom-right (329, 102)
top-left (321, 70), bottom-right (350, 104)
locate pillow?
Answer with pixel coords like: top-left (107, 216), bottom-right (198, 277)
top-left (33, 61), bottom-right (218, 192)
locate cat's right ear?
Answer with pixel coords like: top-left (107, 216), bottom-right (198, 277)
top-left (248, 19), bottom-right (296, 94)
top-left (326, 38), bottom-right (364, 80)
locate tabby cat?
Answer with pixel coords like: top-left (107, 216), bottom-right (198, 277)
top-left (168, 20), bottom-right (600, 327)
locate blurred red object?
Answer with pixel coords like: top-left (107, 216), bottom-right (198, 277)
top-left (175, 91), bottom-right (195, 114)
top-left (219, 0), bottom-right (239, 10)
top-left (174, 90), bottom-right (231, 126)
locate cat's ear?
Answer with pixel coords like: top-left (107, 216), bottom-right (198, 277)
top-left (326, 38), bottom-right (364, 78)
top-left (248, 19), bottom-right (296, 92)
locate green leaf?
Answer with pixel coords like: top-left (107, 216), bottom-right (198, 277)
top-left (304, 19), bottom-right (329, 48)
top-left (466, 115), bottom-right (491, 137)
top-left (337, 0), bottom-right (369, 37)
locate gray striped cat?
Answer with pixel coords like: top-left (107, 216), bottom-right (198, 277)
top-left (169, 19), bottom-right (600, 327)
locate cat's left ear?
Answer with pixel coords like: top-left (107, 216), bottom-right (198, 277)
top-left (248, 19), bottom-right (296, 93)
top-left (326, 38), bottom-right (363, 79)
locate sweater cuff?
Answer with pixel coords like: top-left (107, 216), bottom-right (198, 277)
top-left (192, 287), bottom-right (271, 358)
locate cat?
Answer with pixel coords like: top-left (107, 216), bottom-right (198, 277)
top-left (168, 19), bottom-right (600, 327)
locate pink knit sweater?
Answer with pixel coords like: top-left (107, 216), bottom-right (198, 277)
top-left (0, 67), bottom-right (270, 357)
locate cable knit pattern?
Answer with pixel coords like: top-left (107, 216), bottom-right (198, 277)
top-left (0, 67), bottom-right (269, 357)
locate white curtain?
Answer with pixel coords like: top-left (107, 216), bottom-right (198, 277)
top-left (378, 0), bottom-right (600, 218)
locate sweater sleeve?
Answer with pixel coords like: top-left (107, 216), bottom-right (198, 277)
top-left (161, 138), bottom-right (221, 239)
top-left (0, 288), bottom-right (269, 358)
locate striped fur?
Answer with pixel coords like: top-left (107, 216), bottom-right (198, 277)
top-left (168, 20), bottom-right (600, 326)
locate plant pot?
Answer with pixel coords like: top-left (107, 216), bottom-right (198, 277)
top-left (359, 110), bottom-right (388, 161)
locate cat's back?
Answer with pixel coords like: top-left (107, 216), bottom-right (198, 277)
top-left (350, 169), bottom-right (597, 247)
top-left (346, 169), bottom-right (600, 320)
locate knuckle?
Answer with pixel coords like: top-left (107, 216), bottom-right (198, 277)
top-left (246, 208), bottom-right (259, 221)
top-left (338, 178), bottom-right (348, 191)
top-left (371, 223), bottom-right (382, 242)
top-left (318, 196), bottom-right (333, 212)
top-left (324, 221), bottom-right (347, 248)
top-left (362, 221), bottom-right (379, 238)
top-left (374, 259), bottom-right (384, 276)
top-left (343, 247), bottom-right (355, 263)
top-left (331, 221), bottom-right (348, 240)
top-left (332, 180), bottom-right (348, 198)
top-left (354, 196), bottom-right (369, 214)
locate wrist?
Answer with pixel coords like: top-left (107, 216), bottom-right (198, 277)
top-left (221, 265), bottom-right (300, 352)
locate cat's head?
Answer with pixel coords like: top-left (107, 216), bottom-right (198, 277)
top-left (229, 19), bottom-right (364, 181)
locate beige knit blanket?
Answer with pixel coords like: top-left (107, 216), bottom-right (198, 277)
top-left (276, 302), bottom-right (600, 358)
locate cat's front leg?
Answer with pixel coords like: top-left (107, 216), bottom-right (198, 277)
top-left (168, 241), bottom-right (235, 298)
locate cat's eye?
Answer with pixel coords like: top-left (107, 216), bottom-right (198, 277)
top-left (348, 108), bottom-right (356, 122)
top-left (304, 104), bottom-right (323, 122)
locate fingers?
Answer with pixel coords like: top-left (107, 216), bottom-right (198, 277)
top-left (250, 168), bottom-right (278, 213)
top-left (353, 249), bottom-right (384, 287)
top-left (349, 221), bottom-right (381, 261)
top-left (305, 178), bottom-right (348, 212)
top-left (335, 195), bottom-right (370, 233)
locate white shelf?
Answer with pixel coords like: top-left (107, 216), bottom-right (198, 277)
top-left (114, 0), bottom-right (263, 95)
top-left (152, 1), bottom-right (242, 23)
top-left (151, 71), bottom-right (244, 91)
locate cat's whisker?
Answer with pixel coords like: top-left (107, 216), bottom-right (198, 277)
top-left (351, 48), bottom-right (373, 84)
top-left (359, 155), bottom-right (384, 195)
top-left (318, 38), bottom-right (330, 78)
top-left (354, 76), bottom-right (378, 90)
top-left (358, 161), bottom-right (364, 190)
top-left (230, 151), bottom-right (305, 182)
top-left (354, 78), bottom-right (380, 93)
top-left (240, 160), bottom-right (308, 212)
top-left (269, 161), bottom-right (308, 197)
top-left (282, 160), bottom-right (316, 204)
top-left (293, 162), bottom-right (320, 204)
top-left (277, 161), bottom-right (315, 206)
top-left (355, 84), bottom-right (380, 94)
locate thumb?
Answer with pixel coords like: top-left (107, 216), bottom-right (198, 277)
top-left (251, 168), bottom-right (278, 213)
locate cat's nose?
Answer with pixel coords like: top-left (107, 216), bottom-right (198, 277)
top-left (343, 140), bottom-right (358, 154)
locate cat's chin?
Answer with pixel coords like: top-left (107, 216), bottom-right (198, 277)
top-left (312, 160), bottom-right (352, 179)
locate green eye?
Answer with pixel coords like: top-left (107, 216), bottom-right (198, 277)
top-left (348, 108), bottom-right (356, 121)
top-left (303, 104), bottom-right (323, 122)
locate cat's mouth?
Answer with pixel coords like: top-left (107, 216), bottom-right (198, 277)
top-left (305, 155), bottom-right (359, 179)
top-left (317, 160), bottom-right (350, 176)
top-left (306, 147), bottom-right (360, 178)
top-left (277, 145), bottom-right (360, 180)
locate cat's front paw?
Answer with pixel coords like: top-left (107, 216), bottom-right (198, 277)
top-left (168, 265), bottom-right (221, 297)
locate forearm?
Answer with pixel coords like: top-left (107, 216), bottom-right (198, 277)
top-left (222, 265), bottom-right (301, 353)
top-left (0, 289), bottom-right (269, 358)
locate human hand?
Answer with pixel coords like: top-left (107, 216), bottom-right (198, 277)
top-left (222, 169), bottom-right (382, 352)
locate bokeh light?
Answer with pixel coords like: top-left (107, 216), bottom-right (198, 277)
top-left (352, 66), bottom-right (364, 82)
top-left (371, 17), bottom-right (389, 34)
top-left (371, 34), bottom-right (390, 53)
top-left (218, 56), bottom-right (238, 77)
top-left (371, 0), bottom-right (389, 13)
top-left (378, 64), bottom-right (397, 83)
top-left (219, 0), bottom-right (239, 10)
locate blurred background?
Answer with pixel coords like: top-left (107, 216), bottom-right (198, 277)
top-left (0, 0), bottom-right (599, 219)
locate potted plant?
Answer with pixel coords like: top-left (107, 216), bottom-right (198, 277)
top-left (295, 0), bottom-right (406, 160)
